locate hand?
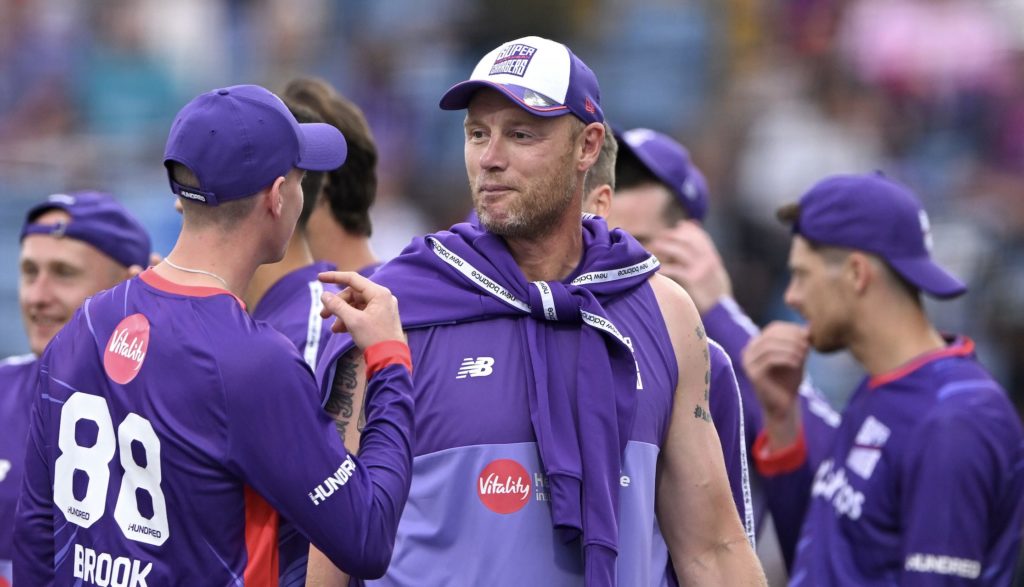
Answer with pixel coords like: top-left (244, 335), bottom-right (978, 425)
top-left (742, 321), bottom-right (809, 448)
top-left (648, 221), bottom-right (732, 313)
top-left (319, 271), bottom-right (405, 350)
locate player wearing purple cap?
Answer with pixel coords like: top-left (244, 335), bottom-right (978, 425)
top-left (312, 36), bottom-right (766, 586)
top-left (1, 191), bottom-right (151, 585)
top-left (744, 173), bottom-right (1024, 585)
top-left (14, 84), bottom-right (416, 586)
top-left (581, 130), bottom-right (756, 553)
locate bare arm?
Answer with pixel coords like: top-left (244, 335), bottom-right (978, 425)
top-left (649, 274), bottom-right (766, 586)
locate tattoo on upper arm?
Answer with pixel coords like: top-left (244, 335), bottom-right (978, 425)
top-left (324, 353), bottom-right (358, 440)
top-left (693, 404), bottom-right (711, 422)
top-left (695, 325), bottom-right (711, 405)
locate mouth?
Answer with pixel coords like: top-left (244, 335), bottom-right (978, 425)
top-left (477, 184), bottom-right (516, 199)
top-left (29, 315), bottom-right (67, 330)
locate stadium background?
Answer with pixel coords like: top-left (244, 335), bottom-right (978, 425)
top-left (1, 0), bottom-right (1022, 417)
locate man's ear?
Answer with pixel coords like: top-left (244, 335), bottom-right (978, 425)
top-left (267, 175), bottom-right (287, 218)
top-left (584, 184), bottom-right (613, 217)
top-left (846, 251), bottom-right (875, 295)
top-left (578, 122), bottom-right (605, 172)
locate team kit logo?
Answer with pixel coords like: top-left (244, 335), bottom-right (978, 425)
top-left (104, 313), bottom-right (150, 385)
top-left (489, 43), bottom-right (537, 77)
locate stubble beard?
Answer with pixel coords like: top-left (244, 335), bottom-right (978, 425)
top-left (475, 154), bottom-right (579, 240)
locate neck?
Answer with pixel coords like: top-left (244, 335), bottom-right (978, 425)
top-left (153, 226), bottom-right (263, 297)
top-left (848, 293), bottom-right (946, 376)
top-left (245, 233), bottom-right (315, 309)
top-left (504, 212), bottom-right (584, 282)
top-left (307, 208), bottom-right (379, 272)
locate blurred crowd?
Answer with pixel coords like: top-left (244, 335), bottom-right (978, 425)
top-left (0, 0), bottom-right (1022, 413)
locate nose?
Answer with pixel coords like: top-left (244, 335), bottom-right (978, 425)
top-left (477, 135), bottom-right (507, 172)
top-left (783, 280), bottom-right (800, 311)
top-left (21, 271), bottom-right (54, 308)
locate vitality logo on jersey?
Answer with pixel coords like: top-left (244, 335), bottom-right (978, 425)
top-left (478, 459), bottom-right (531, 514)
top-left (0, 459), bottom-right (10, 482)
top-left (456, 357), bottom-right (494, 379)
top-left (104, 313), bottom-right (150, 385)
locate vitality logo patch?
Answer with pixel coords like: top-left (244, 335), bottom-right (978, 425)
top-left (478, 459), bottom-right (531, 514)
top-left (104, 313), bottom-right (150, 385)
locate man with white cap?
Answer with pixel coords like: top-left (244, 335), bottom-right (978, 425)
top-left (744, 172), bottom-right (1024, 585)
top-left (0, 191), bottom-right (151, 585)
top-left (313, 36), bottom-right (766, 586)
top-left (15, 84), bottom-right (416, 585)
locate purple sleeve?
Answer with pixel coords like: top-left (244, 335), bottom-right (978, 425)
top-left (702, 299), bottom-right (764, 448)
top-left (707, 340), bottom-right (755, 546)
top-left (224, 341), bottom-right (414, 579)
top-left (899, 400), bottom-right (1024, 586)
top-left (13, 356), bottom-right (55, 585)
top-left (760, 458), bottom-right (814, 571)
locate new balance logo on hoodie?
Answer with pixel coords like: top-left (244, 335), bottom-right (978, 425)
top-left (457, 357), bottom-right (494, 379)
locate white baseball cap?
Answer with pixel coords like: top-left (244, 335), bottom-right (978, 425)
top-left (440, 36), bottom-right (604, 125)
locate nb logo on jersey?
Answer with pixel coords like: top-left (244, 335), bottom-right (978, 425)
top-left (457, 357), bottom-right (494, 379)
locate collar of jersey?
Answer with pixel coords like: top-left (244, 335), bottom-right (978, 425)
top-left (140, 268), bottom-right (246, 310)
top-left (868, 335), bottom-right (974, 390)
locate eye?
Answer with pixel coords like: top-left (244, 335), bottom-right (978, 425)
top-left (53, 263), bottom-right (80, 278)
top-left (466, 128), bottom-right (486, 140)
top-left (511, 130), bottom-right (531, 140)
top-left (20, 262), bottom-right (38, 280)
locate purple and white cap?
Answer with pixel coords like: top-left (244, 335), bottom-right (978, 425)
top-left (785, 172), bottom-right (966, 298)
top-left (20, 191), bottom-right (152, 268)
top-left (163, 84), bottom-right (347, 206)
top-left (439, 36), bottom-right (604, 125)
top-left (617, 128), bottom-right (710, 221)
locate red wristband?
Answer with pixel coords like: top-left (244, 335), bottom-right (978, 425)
top-left (753, 427), bottom-right (807, 477)
top-left (364, 340), bottom-right (412, 379)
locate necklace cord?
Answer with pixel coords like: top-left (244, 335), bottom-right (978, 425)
top-left (163, 257), bottom-right (230, 290)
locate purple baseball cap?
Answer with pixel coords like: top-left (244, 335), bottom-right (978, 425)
top-left (439, 36), bottom-right (604, 125)
top-left (783, 173), bottom-right (966, 298)
top-left (20, 191), bottom-right (152, 268)
top-left (163, 84), bottom-right (347, 206)
top-left (616, 128), bottom-right (710, 221)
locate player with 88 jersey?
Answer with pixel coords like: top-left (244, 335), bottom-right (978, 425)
top-left (14, 84), bottom-right (416, 586)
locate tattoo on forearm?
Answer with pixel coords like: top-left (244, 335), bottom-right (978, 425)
top-left (693, 404), bottom-right (711, 422)
top-left (695, 325), bottom-right (705, 340)
top-left (325, 358), bottom-right (358, 440)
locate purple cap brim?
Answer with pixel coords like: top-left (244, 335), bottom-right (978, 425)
top-left (440, 80), bottom-right (570, 117)
top-left (297, 122), bottom-right (347, 171)
top-left (887, 256), bottom-right (967, 299)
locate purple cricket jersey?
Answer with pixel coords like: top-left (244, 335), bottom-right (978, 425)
top-left (770, 337), bottom-right (1024, 586)
top-left (14, 269), bottom-right (415, 586)
top-left (0, 354), bottom-right (38, 584)
top-left (251, 261), bottom-right (340, 371)
top-left (363, 283), bottom-right (676, 585)
top-left (317, 222), bottom-right (693, 585)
